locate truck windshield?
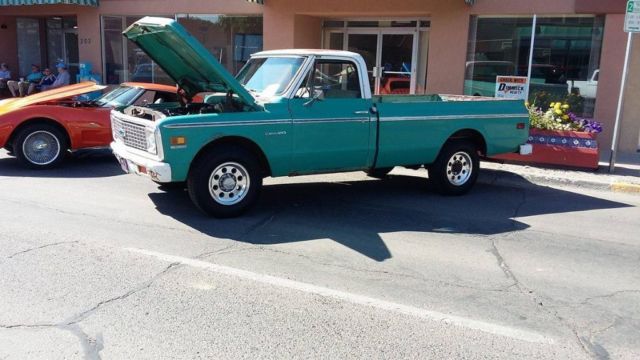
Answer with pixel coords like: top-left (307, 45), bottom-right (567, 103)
top-left (236, 57), bottom-right (305, 97)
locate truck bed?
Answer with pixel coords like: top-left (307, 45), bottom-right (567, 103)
top-left (373, 95), bottom-right (529, 168)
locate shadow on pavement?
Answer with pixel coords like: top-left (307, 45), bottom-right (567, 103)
top-left (148, 173), bottom-right (631, 262)
top-left (0, 149), bottom-right (122, 178)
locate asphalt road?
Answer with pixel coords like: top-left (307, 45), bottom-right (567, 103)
top-left (0, 149), bottom-right (639, 359)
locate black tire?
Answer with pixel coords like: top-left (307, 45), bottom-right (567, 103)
top-left (14, 123), bottom-right (68, 169)
top-left (429, 140), bottom-right (479, 196)
top-left (187, 145), bottom-right (263, 218)
top-left (367, 167), bottom-right (393, 179)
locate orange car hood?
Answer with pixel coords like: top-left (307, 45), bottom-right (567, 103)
top-left (0, 82), bottom-right (106, 115)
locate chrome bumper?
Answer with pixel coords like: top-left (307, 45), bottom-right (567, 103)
top-left (111, 141), bottom-right (172, 183)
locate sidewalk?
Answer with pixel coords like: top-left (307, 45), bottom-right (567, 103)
top-left (480, 150), bottom-right (640, 194)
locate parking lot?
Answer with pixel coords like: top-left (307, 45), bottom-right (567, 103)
top-left (0, 149), bottom-right (639, 359)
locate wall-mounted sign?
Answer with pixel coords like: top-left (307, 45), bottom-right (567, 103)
top-left (625, 0), bottom-right (640, 33)
top-left (495, 76), bottom-right (528, 100)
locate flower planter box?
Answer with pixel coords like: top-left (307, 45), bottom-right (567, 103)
top-left (492, 128), bottom-right (600, 170)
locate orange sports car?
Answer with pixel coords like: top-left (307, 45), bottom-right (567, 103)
top-left (0, 82), bottom-right (178, 168)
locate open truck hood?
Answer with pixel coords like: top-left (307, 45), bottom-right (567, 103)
top-left (123, 17), bottom-right (257, 108)
top-left (0, 82), bottom-right (106, 114)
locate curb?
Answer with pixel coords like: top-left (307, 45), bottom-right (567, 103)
top-left (478, 169), bottom-right (640, 195)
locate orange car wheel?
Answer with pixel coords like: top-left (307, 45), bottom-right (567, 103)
top-left (14, 123), bottom-right (68, 169)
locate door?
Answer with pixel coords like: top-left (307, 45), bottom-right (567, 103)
top-left (346, 33), bottom-right (378, 95)
top-left (346, 29), bottom-right (418, 95)
top-left (379, 34), bottom-right (416, 95)
top-left (289, 58), bottom-right (372, 174)
top-left (63, 30), bottom-right (79, 83)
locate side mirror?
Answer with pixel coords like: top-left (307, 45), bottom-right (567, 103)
top-left (303, 89), bottom-right (324, 107)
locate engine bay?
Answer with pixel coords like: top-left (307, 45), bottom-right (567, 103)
top-left (122, 91), bottom-right (246, 122)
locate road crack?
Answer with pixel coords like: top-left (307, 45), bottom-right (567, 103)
top-left (489, 237), bottom-right (604, 359)
top-left (7, 241), bottom-right (79, 259)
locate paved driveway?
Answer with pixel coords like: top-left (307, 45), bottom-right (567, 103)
top-left (0, 149), bottom-right (638, 359)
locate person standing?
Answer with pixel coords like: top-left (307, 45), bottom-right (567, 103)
top-left (0, 63), bottom-right (11, 91)
top-left (7, 64), bottom-right (43, 97)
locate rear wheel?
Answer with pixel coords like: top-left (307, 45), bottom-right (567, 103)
top-left (14, 124), bottom-right (68, 169)
top-left (187, 146), bottom-right (263, 218)
top-left (429, 140), bottom-right (479, 196)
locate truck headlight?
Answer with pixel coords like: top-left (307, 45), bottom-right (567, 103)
top-left (146, 127), bottom-right (158, 154)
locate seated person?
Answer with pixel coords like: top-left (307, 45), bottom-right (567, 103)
top-left (7, 64), bottom-right (43, 97)
top-left (0, 63), bottom-right (11, 90)
top-left (43, 63), bottom-right (70, 91)
top-left (33, 68), bottom-right (56, 93)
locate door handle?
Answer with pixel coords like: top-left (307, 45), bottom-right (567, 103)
top-left (354, 110), bottom-right (370, 115)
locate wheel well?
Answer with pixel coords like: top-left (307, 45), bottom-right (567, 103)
top-left (446, 129), bottom-right (487, 155)
top-left (7, 118), bottom-right (70, 149)
top-left (191, 136), bottom-right (272, 177)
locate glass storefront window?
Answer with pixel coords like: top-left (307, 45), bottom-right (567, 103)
top-left (176, 14), bottom-right (263, 75)
top-left (16, 18), bottom-right (42, 77)
top-left (466, 15), bottom-right (604, 117)
top-left (102, 15), bottom-right (262, 85)
top-left (125, 16), bottom-right (172, 85)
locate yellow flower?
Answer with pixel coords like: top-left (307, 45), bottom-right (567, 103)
top-left (555, 109), bottom-right (563, 115)
top-left (562, 104), bottom-right (570, 110)
top-left (525, 101), bottom-right (530, 107)
top-left (562, 115), bottom-right (569, 120)
top-left (549, 102), bottom-right (555, 107)
top-left (554, 103), bottom-right (561, 110)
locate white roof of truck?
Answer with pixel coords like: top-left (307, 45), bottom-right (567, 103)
top-left (253, 49), bottom-right (361, 58)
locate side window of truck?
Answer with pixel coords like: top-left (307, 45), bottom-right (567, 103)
top-left (296, 59), bottom-right (361, 99)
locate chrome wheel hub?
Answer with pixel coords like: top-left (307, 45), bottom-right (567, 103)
top-left (446, 151), bottom-right (472, 186)
top-left (208, 162), bottom-right (250, 206)
top-left (22, 131), bottom-right (61, 166)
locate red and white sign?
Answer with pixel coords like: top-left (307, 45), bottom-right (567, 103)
top-left (495, 76), bottom-right (528, 100)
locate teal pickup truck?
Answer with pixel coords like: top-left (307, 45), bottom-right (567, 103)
top-left (111, 17), bottom-right (531, 218)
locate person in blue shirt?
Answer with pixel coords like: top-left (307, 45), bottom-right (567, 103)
top-left (47, 63), bottom-right (71, 90)
top-left (37, 68), bottom-right (57, 92)
top-left (0, 63), bottom-right (11, 91)
top-left (7, 64), bottom-right (43, 97)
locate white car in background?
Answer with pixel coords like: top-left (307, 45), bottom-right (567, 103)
top-left (568, 69), bottom-right (599, 99)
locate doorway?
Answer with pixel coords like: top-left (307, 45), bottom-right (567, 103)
top-left (323, 20), bottom-right (429, 95)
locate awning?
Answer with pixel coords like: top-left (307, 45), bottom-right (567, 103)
top-left (0, 0), bottom-right (98, 6)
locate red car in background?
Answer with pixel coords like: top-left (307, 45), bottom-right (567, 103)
top-left (0, 82), bottom-right (178, 169)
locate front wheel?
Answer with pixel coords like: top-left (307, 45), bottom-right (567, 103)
top-left (187, 146), bottom-right (263, 218)
top-left (429, 140), bottom-right (479, 196)
top-left (14, 124), bottom-right (68, 169)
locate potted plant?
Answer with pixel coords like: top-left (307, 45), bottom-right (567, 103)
top-left (493, 102), bottom-right (603, 169)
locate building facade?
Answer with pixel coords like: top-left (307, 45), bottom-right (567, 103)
top-left (0, 0), bottom-right (638, 154)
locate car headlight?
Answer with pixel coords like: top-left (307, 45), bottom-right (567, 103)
top-left (146, 127), bottom-right (158, 154)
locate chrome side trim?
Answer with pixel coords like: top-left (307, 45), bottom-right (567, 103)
top-left (163, 119), bottom-right (291, 129)
top-left (380, 113), bottom-right (528, 122)
top-left (293, 117), bottom-right (369, 124)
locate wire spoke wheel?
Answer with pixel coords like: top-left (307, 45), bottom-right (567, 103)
top-left (208, 162), bottom-right (251, 206)
top-left (22, 130), bottom-right (61, 166)
top-left (446, 151), bottom-right (473, 186)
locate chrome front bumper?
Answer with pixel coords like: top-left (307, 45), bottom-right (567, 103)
top-left (111, 141), bottom-right (172, 183)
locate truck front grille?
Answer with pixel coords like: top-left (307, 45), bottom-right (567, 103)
top-left (112, 116), bottom-right (148, 152)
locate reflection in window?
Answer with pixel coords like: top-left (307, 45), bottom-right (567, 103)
top-left (176, 14), bottom-right (263, 75)
top-left (465, 16), bottom-right (604, 117)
